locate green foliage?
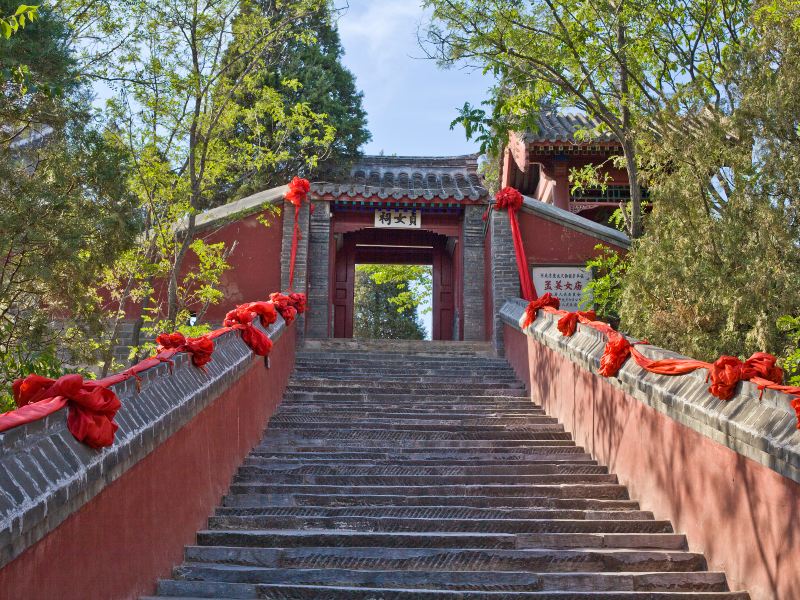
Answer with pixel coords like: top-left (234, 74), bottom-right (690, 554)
top-left (353, 265), bottom-right (428, 340)
top-left (580, 246), bottom-right (628, 327)
top-left (0, 1), bottom-right (138, 386)
top-left (214, 2), bottom-right (368, 201)
top-left (357, 265), bottom-right (433, 315)
top-left (618, 5), bottom-right (800, 361)
top-left (424, 0), bottom-right (751, 237)
top-left (778, 316), bottom-right (800, 386)
top-left (0, 4), bottom-right (36, 39)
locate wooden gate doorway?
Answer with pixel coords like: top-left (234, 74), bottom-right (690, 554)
top-left (332, 229), bottom-right (456, 340)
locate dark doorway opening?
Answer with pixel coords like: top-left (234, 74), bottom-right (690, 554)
top-left (333, 229), bottom-right (456, 340)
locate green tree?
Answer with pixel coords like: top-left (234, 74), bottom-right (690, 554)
top-left (424, 0), bottom-right (750, 237)
top-left (353, 265), bottom-right (427, 340)
top-left (619, 3), bottom-right (800, 361)
top-left (217, 2), bottom-right (369, 201)
top-left (92, 0), bottom-right (333, 362)
top-left (0, 2), bottom-right (137, 392)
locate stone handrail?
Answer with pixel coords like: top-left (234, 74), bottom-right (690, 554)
top-left (0, 316), bottom-right (285, 569)
top-left (501, 297), bottom-right (800, 484)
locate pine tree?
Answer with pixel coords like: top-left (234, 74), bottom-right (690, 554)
top-left (216, 2), bottom-right (370, 201)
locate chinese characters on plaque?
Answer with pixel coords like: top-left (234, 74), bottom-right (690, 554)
top-left (374, 209), bottom-right (421, 229)
top-left (531, 266), bottom-right (593, 312)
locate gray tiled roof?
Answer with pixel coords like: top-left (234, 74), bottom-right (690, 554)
top-left (311, 154), bottom-right (489, 201)
top-left (522, 113), bottom-right (618, 144)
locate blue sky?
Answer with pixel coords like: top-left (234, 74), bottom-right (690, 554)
top-left (336, 1), bottom-right (491, 157)
top-left (336, 1), bottom-right (492, 338)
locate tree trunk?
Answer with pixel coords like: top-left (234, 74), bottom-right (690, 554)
top-left (622, 139), bottom-right (643, 238)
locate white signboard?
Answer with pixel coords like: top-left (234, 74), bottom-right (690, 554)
top-left (374, 209), bottom-right (421, 229)
top-left (532, 266), bottom-right (592, 312)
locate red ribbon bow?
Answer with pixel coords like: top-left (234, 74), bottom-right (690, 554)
top-left (708, 353), bottom-right (784, 401)
top-left (599, 332), bottom-right (632, 378)
top-left (557, 310), bottom-right (597, 337)
top-left (521, 293), bottom-right (560, 329)
top-left (155, 332), bottom-right (215, 369)
top-left (240, 301), bottom-right (279, 329)
top-left (269, 292), bottom-right (298, 324)
top-left (223, 306), bottom-right (273, 356)
top-left (11, 374), bottom-right (121, 448)
top-left (288, 292), bottom-right (308, 314)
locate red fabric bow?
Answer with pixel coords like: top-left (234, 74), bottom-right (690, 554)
top-left (155, 332), bottom-right (214, 369)
top-left (557, 310), bottom-right (597, 337)
top-left (708, 353), bottom-right (784, 401)
top-left (223, 306), bottom-right (273, 356)
top-left (241, 301), bottom-right (278, 329)
top-left (521, 293), bottom-right (560, 329)
top-left (495, 186), bottom-right (524, 211)
top-left (599, 332), bottom-right (632, 378)
top-left (270, 292), bottom-right (298, 324)
top-left (288, 292), bottom-right (307, 314)
top-left (285, 177), bottom-right (310, 206)
top-left (10, 374), bottom-right (120, 448)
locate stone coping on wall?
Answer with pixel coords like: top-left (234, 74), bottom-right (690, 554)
top-left (520, 196), bottom-right (631, 249)
top-left (501, 297), bottom-right (800, 485)
top-left (0, 317), bottom-right (286, 569)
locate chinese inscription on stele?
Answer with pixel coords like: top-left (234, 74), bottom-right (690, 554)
top-left (531, 266), bottom-right (593, 312)
top-left (374, 209), bottom-right (421, 229)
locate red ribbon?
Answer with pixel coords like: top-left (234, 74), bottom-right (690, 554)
top-left (492, 187), bottom-right (536, 301)
top-left (240, 301), bottom-right (278, 329)
top-left (285, 177), bottom-right (311, 290)
top-left (521, 292), bottom-right (560, 329)
top-left (7, 374), bottom-right (121, 448)
top-left (557, 310), bottom-right (597, 337)
top-left (156, 332), bottom-right (214, 369)
top-left (223, 306), bottom-right (273, 356)
top-left (0, 293), bottom-right (297, 446)
top-left (269, 292), bottom-right (303, 325)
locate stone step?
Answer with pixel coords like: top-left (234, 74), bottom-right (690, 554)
top-left (212, 506), bottom-right (654, 521)
top-left (181, 543), bottom-right (701, 570)
top-left (249, 447), bottom-right (589, 459)
top-left (206, 515), bottom-right (671, 535)
top-left (268, 415), bottom-right (557, 426)
top-left (289, 376), bottom-right (522, 384)
top-left (148, 344), bottom-right (745, 599)
top-left (166, 566), bottom-right (732, 593)
top-left (255, 441), bottom-right (580, 451)
top-left (262, 428), bottom-right (570, 441)
top-left (225, 483), bottom-right (629, 500)
top-left (231, 474), bottom-right (618, 487)
top-left (221, 494), bottom-right (641, 511)
top-left (234, 463), bottom-right (607, 476)
top-left (147, 590), bottom-right (748, 600)
top-left (242, 455), bottom-right (599, 466)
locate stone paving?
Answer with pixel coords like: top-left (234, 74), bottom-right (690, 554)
top-left (145, 340), bottom-right (749, 599)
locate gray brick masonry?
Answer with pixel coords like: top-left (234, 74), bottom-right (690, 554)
top-left (500, 298), bottom-right (800, 485)
top-left (306, 200), bottom-right (331, 338)
top-left (462, 205), bottom-right (486, 341)
top-left (280, 201), bottom-right (310, 339)
top-left (489, 209), bottom-right (519, 355)
top-left (0, 318), bottom-right (286, 569)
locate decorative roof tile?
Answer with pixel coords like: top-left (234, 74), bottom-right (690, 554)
top-left (311, 154), bottom-right (489, 202)
top-left (522, 113), bottom-right (618, 144)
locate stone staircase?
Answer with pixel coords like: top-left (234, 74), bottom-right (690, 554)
top-left (145, 340), bottom-right (749, 599)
